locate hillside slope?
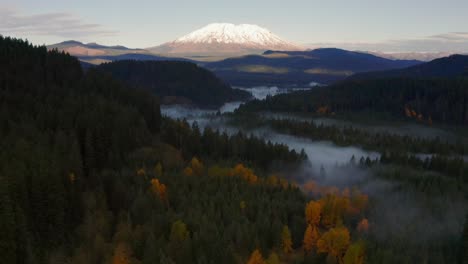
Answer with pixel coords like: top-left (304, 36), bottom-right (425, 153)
top-left (204, 48), bottom-right (421, 86)
top-left (237, 78), bottom-right (468, 125)
top-left (350, 54), bottom-right (468, 80)
top-left (97, 60), bottom-right (250, 107)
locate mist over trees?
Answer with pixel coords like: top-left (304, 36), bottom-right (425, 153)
top-left (237, 78), bottom-right (468, 126)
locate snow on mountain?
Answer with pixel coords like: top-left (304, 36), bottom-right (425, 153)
top-left (174, 23), bottom-right (299, 48)
top-left (148, 23), bottom-right (303, 57)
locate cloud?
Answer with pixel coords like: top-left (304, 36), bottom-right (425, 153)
top-left (0, 7), bottom-right (117, 39)
top-left (306, 32), bottom-right (468, 53)
top-left (429, 32), bottom-right (468, 42)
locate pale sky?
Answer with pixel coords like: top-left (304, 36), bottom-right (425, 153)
top-left (1, 0), bottom-right (468, 52)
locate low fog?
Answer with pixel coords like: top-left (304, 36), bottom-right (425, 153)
top-left (259, 112), bottom-right (459, 141)
top-left (235, 86), bottom-right (313, 100)
top-left (161, 86), bottom-right (467, 245)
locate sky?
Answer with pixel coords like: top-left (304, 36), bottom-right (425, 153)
top-left (1, 0), bottom-right (468, 52)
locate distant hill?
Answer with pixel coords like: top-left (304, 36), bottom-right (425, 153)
top-left (97, 60), bottom-right (250, 107)
top-left (48, 40), bottom-right (147, 57)
top-left (364, 51), bottom-right (460, 62)
top-left (237, 77), bottom-right (468, 125)
top-left (350, 54), bottom-right (468, 80)
top-left (203, 48), bottom-right (421, 87)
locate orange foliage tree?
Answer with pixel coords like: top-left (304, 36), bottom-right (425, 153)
top-left (112, 242), bottom-right (132, 264)
top-left (136, 168), bottom-right (146, 177)
top-left (317, 226), bottom-right (350, 262)
top-left (231, 163), bottom-right (258, 184)
top-left (183, 166), bottom-right (194, 177)
top-left (303, 224), bottom-right (320, 253)
top-left (357, 218), bottom-right (369, 233)
top-left (320, 194), bottom-right (350, 228)
top-left (305, 201), bottom-right (322, 226)
top-left (150, 178), bottom-right (167, 204)
top-left (246, 249), bottom-right (266, 264)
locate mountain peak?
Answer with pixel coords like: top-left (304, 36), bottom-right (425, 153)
top-left (149, 23), bottom-right (303, 57)
top-left (173, 23), bottom-right (300, 49)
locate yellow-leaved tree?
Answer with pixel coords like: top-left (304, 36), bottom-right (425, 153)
top-left (343, 241), bottom-right (365, 264)
top-left (190, 157), bottom-right (204, 176)
top-left (154, 162), bottom-right (163, 177)
top-left (281, 225), bottom-right (293, 254)
top-left (317, 226), bottom-right (350, 263)
top-left (170, 220), bottom-right (190, 243)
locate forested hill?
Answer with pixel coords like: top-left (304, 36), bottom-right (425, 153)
top-left (203, 48), bottom-right (420, 87)
top-left (349, 54), bottom-right (468, 80)
top-left (237, 78), bottom-right (468, 126)
top-left (97, 60), bottom-right (250, 107)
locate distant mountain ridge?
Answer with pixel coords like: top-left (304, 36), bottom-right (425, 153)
top-left (48, 40), bottom-right (147, 57)
top-left (350, 54), bottom-right (468, 80)
top-left (203, 48), bottom-right (421, 86)
top-left (364, 51), bottom-right (461, 62)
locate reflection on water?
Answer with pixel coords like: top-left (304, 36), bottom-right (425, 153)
top-left (161, 86), bottom-right (312, 117)
top-left (236, 86), bottom-right (312, 100)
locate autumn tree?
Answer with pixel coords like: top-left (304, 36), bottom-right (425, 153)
top-left (183, 166), bottom-right (194, 177)
top-left (266, 252), bottom-right (280, 264)
top-left (170, 220), bottom-right (189, 243)
top-left (240, 200), bottom-right (246, 212)
top-left (137, 168), bottom-right (146, 177)
top-left (247, 249), bottom-right (266, 264)
top-left (169, 220), bottom-right (191, 263)
top-left (281, 225), bottom-right (293, 254)
top-left (150, 178), bottom-right (167, 204)
top-left (112, 242), bottom-right (132, 264)
top-left (305, 200), bottom-right (322, 226)
top-left (320, 194), bottom-right (349, 228)
top-left (231, 163), bottom-right (258, 184)
top-left (317, 227), bottom-right (350, 263)
top-left (356, 219), bottom-right (369, 233)
top-left (154, 162), bottom-right (163, 177)
top-left (343, 241), bottom-right (365, 264)
top-left (190, 157), bottom-right (204, 176)
top-left (303, 224), bottom-right (319, 253)
top-left (183, 157), bottom-right (204, 176)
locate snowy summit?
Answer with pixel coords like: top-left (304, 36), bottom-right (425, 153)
top-left (149, 23), bottom-right (302, 57)
top-left (174, 23), bottom-right (299, 48)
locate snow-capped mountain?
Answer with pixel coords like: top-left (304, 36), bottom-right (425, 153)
top-left (148, 23), bottom-right (303, 57)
